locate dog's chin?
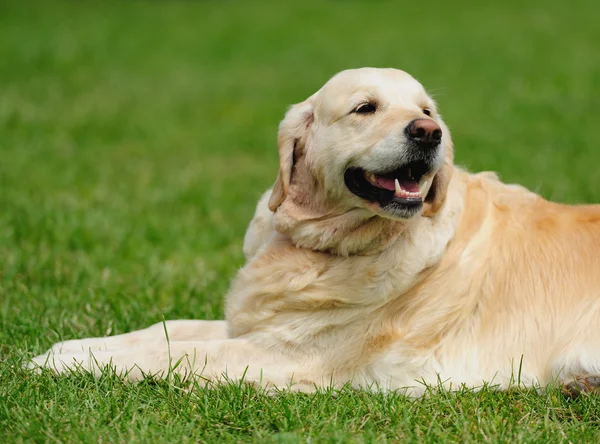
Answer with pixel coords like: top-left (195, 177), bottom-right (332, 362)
top-left (371, 198), bottom-right (423, 220)
top-left (344, 161), bottom-right (434, 221)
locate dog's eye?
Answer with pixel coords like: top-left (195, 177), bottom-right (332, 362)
top-left (423, 108), bottom-right (432, 116)
top-left (354, 103), bottom-right (377, 114)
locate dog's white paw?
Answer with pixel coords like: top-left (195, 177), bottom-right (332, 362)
top-left (28, 345), bottom-right (172, 380)
top-left (28, 349), bottom-right (96, 374)
top-left (26, 337), bottom-right (125, 374)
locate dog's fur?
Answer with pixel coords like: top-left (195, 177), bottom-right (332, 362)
top-left (31, 68), bottom-right (600, 396)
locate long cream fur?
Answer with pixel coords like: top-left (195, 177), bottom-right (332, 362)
top-left (31, 68), bottom-right (600, 396)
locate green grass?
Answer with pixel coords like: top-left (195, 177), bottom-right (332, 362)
top-left (2, 0), bottom-right (600, 442)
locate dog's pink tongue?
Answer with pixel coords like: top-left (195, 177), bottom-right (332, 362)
top-left (375, 176), bottom-right (419, 193)
top-left (398, 179), bottom-right (419, 193)
top-left (374, 176), bottom-right (396, 191)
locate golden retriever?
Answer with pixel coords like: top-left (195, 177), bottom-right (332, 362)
top-left (31, 68), bottom-right (600, 397)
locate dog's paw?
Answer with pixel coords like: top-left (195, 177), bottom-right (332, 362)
top-left (27, 346), bottom-right (171, 380)
top-left (26, 337), bottom-right (117, 374)
top-left (562, 376), bottom-right (600, 398)
top-left (28, 349), bottom-right (100, 374)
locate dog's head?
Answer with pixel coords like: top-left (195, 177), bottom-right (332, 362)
top-left (269, 68), bottom-right (454, 254)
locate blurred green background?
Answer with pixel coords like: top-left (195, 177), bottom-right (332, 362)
top-left (1, 0), bottom-right (600, 441)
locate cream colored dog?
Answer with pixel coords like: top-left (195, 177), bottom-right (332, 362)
top-left (31, 68), bottom-right (600, 397)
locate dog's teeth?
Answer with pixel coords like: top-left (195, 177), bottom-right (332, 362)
top-left (395, 178), bottom-right (401, 195)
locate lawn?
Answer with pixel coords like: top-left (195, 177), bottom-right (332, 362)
top-left (2, 0), bottom-right (600, 442)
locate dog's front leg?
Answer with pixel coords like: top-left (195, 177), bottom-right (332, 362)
top-left (30, 336), bottom-right (311, 390)
top-left (34, 320), bottom-right (228, 356)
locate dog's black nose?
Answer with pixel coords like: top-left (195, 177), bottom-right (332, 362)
top-left (405, 119), bottom-right (442, 150)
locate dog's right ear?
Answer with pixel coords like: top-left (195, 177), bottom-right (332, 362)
top-left (268, 99), bottom-right (315, 212)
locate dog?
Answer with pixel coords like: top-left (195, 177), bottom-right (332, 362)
top-left (31, 68), bottom-right (600, 397)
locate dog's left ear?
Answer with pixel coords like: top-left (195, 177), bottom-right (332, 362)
top-left (268, 99), bottom-right (315, 212)
top-left (422, 122), bottom-right (454, 217)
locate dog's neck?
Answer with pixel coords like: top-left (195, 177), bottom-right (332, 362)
top-left (273, 169), bottom-right (466, 258)
top-left (271, 154), bottom-right (409, 255)
top-left (273, 204), bottom-right (406, 256)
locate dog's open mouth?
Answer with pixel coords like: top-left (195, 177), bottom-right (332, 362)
top-left (344, 160), bottom-right (432, 217)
